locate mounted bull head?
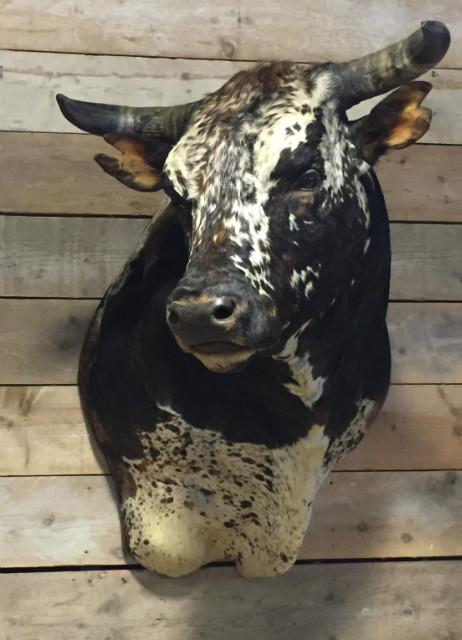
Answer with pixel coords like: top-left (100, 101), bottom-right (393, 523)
top-left (57, 22), bottom-right (450, 578)
top-left (58, 21), bottom-right (449, 375)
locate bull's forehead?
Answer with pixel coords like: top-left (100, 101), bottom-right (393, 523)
top-left (164, 65), bottom-right (334, 201)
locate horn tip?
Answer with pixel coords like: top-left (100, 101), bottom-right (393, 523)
top-left (56, 93), bottom-right (72, 116)
top-left (419, 20), bottom-right (451, 62)
top-left (56, 93), bottom-right (87, 131)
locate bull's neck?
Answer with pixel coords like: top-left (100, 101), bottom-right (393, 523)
top-left (272, 301), bottom-right (348, 410)
top-left (272, 320), bottom-right (325, 409)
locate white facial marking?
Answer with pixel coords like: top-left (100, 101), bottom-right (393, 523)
top-left (274, 321), bottom-right (326, 407)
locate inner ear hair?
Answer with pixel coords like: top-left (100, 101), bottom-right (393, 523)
top-left (94, 134), bottom-right (172, 192)
top-left (352, 81), bottom-right (433, 165)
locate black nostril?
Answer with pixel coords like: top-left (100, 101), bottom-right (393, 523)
top-left (212, 297), bottom-right (236, 322)
top-left (168, 308), bottom-right (180, 325)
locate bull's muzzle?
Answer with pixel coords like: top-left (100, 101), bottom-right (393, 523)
top-left (166, 292), bottom-right (255, 373)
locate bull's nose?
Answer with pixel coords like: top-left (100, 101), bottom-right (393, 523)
top-left (166, 295), bottom-right (241, 345)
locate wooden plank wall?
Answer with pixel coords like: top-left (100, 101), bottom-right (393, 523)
top-left (1, 2), bottom-right (462, 638)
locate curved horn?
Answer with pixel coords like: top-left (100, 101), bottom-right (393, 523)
top-left (56, 94), bottom-right (202, 140)
top-left (335, 20), bottom-right (450, 109)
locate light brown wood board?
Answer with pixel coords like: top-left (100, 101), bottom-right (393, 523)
top-left (1, 0), bottom-right (460, 67)
top-left (0, 299), bottom-right (461, 384)
top-left (1, 384), bottom-right (462, 476)
top-left (2, 52), bottom-right (460, 144)
top-left (1, 562), bottom-right (461, 640)
top-left (1, 470), bottom-right (461, 566)
top-left (2, 215), bottom-right (462, 300)
top-left (2, 134), bottom-right (461, 221)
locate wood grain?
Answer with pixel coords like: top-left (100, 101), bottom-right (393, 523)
top-left (2, 133), bottom-right (462, 221)
top-left (1, 471), bottom-right (462, 567)
top-left (2, 214), bottom-right (462, 299)
top-left (388, 302), bottom-right (462, 384)
top-left (378, 144), bottom-right (462, 223)
top-left (0, 385), bottom-right (108, 476)
top-left (1, 385), bottom-right (461, 476)
top-left (1, 562), bottom-right (461, 639)
top-left (337, 384), bottom-right (462, 472)
top-left (0, 215), bottom-right (149, 298)
top-left (0, 132), bottom-right (163, 216)
top-left (0, 299), bottom-right (461, 385)
top-left (1, 0), bottom-right (460, 67)
top-left (2, 52), bottom-right (460, 144)
top-left (390, 224), bottom-right (462, 301)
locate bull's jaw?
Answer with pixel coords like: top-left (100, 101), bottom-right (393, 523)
top-left (173, 334), bottom-right (255, 373)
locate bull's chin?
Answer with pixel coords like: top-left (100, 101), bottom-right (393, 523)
top-left (174, 338), bottom-right (255, 373)
top-left (193, 349), bottom-right (255, 373)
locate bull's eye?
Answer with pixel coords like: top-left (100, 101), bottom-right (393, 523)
top-left (296, 169), bottom-right (322, 191)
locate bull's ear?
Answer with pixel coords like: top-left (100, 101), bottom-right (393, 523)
top-left (95, 134), bottom-right (172, 192)
top-left (351, 81), bottom-right (432, 165)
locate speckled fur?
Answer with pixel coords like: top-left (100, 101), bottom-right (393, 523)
top-left (121, 407), bottom-right (328, 578)
top-left (163, 63), bottom-right (370, 302)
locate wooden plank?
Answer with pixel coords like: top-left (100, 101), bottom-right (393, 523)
top-left (2, 52), bottom-right (461, 144)
top-left (337, 385), bottom-right (462, 472)
top-left (1, 0), bottom-right (460, 68)
top-left (0, 215), bottom-right (148, 298)
top-left (3, 215), bottom-right (462, 299)
top-left (2, 52), bottom-right (247, 133)
top-left (0, 132), bottom-right (164, 216)
top-left (1, 385), bottom-right (461, 476)
top-left (378, 144), bottom-right (462, 223)
top-left (1, 471), bottom-right (462, 566)
top-left (1, 562), bottom-right (461, 640)
top-left (0, 300), bottom-right (461, 385)
top-left (390, 224), bottom-right (462, 301)
top-left (2, 133), bottom-right (462, 221)
top-left (388, 302), bottom-right (462, 384)
top-left (0, 298), bottom-right (93, 385)
top-left (0, 385), bottom-right (108, 476)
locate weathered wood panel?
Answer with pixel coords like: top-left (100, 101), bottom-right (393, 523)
top-left (2, 134), bottom-right (461, 221)
top-left (2, 52), bottom-right (460, 144)
top-left (378, 145), bottom-right (462, 223)
top-left (0, 298), bottom-right (92, 385)
top-left (3, 215), bottom-right (462, 299)
top-left (338, 384), bottom-right (462, 471)
top-left (0, 132), bottom-right (162, 216)
top-left (0, 385), bottom-right (108, 476)
top-left (1, 471), bottom-right (461, 566)
top-left (1, 0), bottom-right (460, 67)
top-left (389, 302), bottom-right (462, 384)
top-left (0, 300), bottom-right (461, 384)
top-left (0, 215), bottom-right (148, 299)
top-left (2, 562), bottom-right (461, 640)
top-left (390, 224), bottom-right (462, 301)
top-left (1, 385), bottom-right (461, 476)
top-left (2, 52), bottom-right (247, 133)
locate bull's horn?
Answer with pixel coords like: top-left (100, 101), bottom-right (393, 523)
top-left (56, 94), bottom-right (202, 141)
top-left (335, 20), bottom-right (450, 109)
